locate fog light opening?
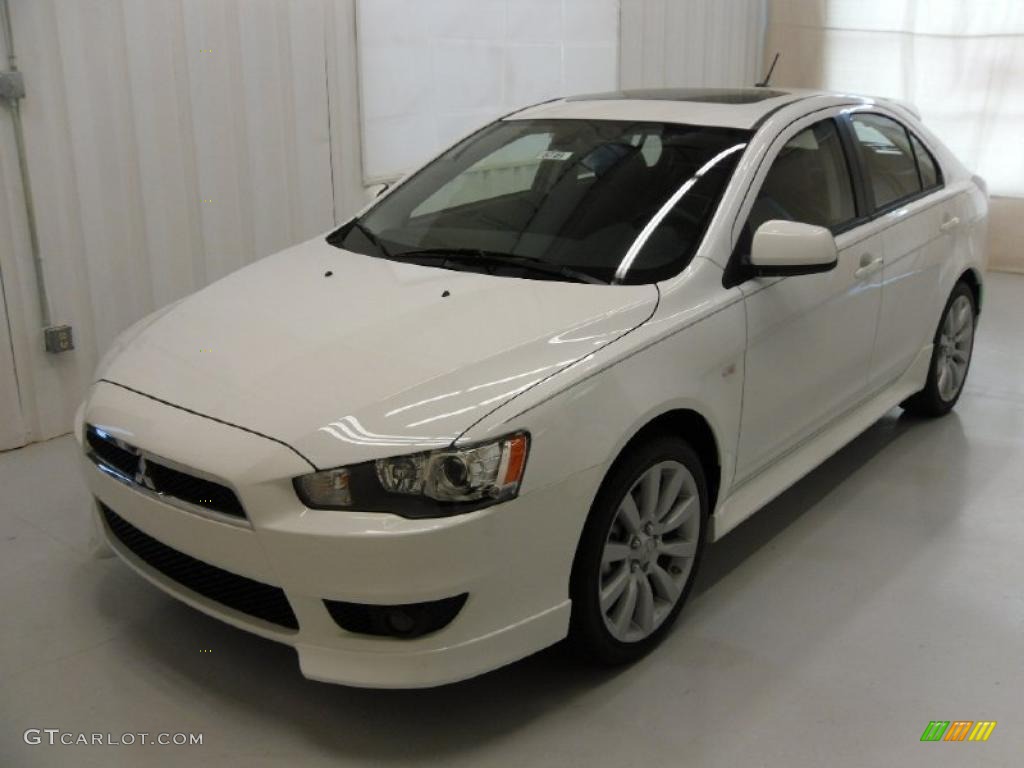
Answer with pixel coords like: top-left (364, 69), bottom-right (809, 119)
top-left (386, 609), bottom-right (417, 636)
top-left (323, 594), bottom-right (468, 639)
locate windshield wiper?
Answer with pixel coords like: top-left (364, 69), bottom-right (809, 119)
top-left (390, 248), bottom-right (607, 285)
top-left (349, 219), bottom-right (391, 259)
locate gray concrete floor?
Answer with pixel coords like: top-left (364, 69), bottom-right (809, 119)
top-left (2, 272), bottom-right (1022, 768)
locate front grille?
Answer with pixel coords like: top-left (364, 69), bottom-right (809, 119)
top-left (87, 429), bottom-right (138, 477)
top-left (145, 461), bottom-right (245, 516)
top-left (100, 502), bottom-right (299, 630)
top-left (86, 425), bottom-right (246, 519)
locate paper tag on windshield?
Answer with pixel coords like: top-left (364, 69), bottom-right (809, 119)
top-left (539, 150), bottom-right (573, 161)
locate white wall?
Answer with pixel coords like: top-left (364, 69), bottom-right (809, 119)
top-left (620, 0), bottom-right (767, 89)
top-left (0, 259), bottom-right (23, 450)
top-left (0, 0), bottom-right (365, 446)
top-left (765, 0), bottom-right (1024, 272)
top-left (0, 16), bottom-right (27, 449)
top-left (356, 0), bottom-right (620, 182)
top-left (0, 0), bottom-right (769, 449)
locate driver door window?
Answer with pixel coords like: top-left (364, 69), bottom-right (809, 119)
top-left (747, 119), bottom-right (857, 236)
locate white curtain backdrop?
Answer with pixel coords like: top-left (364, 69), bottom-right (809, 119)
top-left (355, 0), bottom-right (620, 182)
top-left (766, 0), bottom-right (1024, 198)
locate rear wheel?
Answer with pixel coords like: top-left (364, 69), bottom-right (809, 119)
top-left (902, 281), bottom-right (976, 417)
top-left (569, 435), bottom-right (708, 664)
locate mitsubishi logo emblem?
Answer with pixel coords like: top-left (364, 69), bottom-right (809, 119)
top-left (134, 454), bottom-right (157, 491)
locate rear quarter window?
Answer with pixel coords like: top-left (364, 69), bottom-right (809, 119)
top-left (909, 133), bottom-right (942, 190)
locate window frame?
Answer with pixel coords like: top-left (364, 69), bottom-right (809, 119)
top-left (333, 117), bottom-right (753, 286)
top-left (757, 118), bottom-right (864, 233)
top-left (843, 111), bottom-right (946, 217)
top-left (908, 131), bottom-right (943, 193)
top-left (724, 106), bottom-right (948, 289)
top-left (724, 114), bottom-right (864, 288)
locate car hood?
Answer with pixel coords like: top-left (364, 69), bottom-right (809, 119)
top-left (99, 237), bottom-right (658, 468)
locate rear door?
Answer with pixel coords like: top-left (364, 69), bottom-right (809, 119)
top-left (728, 111), bottom-right (885, 482)
top-left (845, 112), bottom-right (959, 389)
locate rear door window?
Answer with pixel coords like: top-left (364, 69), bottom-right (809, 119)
top-left (850, 114), bottom-right (923, 210)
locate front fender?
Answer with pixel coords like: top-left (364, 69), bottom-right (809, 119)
top-left (459, 259), bottom-right (747, 510)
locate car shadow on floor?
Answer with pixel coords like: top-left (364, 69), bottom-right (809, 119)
top-left (92, 408), bottom-right (961, 762)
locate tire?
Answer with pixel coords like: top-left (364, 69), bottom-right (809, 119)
top-left (568, 435), bottom-right (708, 665)
top-left (901, 281), bottom-right (977, 417)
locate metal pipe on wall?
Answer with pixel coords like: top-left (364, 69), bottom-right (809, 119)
top-left (1, 0), bottom-right (65, 349)
top-left (0, 0), bottom-right (12, 70)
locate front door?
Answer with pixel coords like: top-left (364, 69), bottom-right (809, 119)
top-left (731, 113), bottom-right (884, 483)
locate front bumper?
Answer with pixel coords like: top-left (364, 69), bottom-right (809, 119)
top-left (78, 382), bottom-right (596, 687)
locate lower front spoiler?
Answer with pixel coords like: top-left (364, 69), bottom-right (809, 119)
top-left (296, 602), bottom-right (570, 689)
top-left (97, 500), bottom-right (571, 688)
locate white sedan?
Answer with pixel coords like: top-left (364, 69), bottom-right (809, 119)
top-left (77, 87), bottom-right (986, 687)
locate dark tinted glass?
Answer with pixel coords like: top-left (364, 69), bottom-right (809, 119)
top-left (746, 119), bottom-right (856, 235)
top-left (567, 88), bottom-right (789, 104)
top-left (910, 133), bottom-right (941, 190)
top-left (851, 113), bottom-right (922, 209)
top-left (331, 119), bottom-right (750, 284)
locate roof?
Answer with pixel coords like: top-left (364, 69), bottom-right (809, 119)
top-left (568, 87), bottom-right (792, 105)
top-left (507, 87), bottom-right (861, 130)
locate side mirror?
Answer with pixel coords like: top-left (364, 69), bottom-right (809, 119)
top-left (749, 220), bottom-right (838, 277)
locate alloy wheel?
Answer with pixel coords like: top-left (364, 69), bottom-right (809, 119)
top-left (936, 294), bottom-right (974, 402)
top-left (599, 460), bottom-right (701, 643)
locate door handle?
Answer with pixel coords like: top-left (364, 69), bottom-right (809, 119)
top-left (854, 255), bottom-right (883, 280)
top-left (939, 216), bottom-right (961, 233)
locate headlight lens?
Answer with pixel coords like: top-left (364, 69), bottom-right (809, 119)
top-left (294, 467), bottom-right (352, 508)
top-left (293, 432), bottom-right (529, 517)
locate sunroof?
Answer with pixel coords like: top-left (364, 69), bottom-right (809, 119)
top-left (566, 88), bottom-right (790, 105)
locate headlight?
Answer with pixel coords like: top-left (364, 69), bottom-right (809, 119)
top-left (293, 432), bottom-right (529, 518)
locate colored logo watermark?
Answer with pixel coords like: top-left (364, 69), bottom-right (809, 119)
top-left (920, 721), bottom-right (996, 742)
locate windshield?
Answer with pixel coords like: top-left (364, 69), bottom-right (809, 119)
top-left (330, 119), bottom-right (749, 284)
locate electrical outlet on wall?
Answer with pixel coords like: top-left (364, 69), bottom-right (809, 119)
top-left (0, 70), bottom-right (25, 101)
top-left (43, 325), bottom-right (74, 353)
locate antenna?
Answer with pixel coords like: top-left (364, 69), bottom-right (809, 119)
top-left (755, 52), bottom-right (780, 88)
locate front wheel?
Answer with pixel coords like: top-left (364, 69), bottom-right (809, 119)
top-left (569, 435), bottom-right (708, 665)
top-left (902, 281), bottom-right (977, 417)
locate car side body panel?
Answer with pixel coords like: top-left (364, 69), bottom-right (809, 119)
top-left (462, 95), bottom-right (988, 546)
top-left (725, 106), bottom-right (886, 482)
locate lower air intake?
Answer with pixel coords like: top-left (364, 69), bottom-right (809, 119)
top-left (100, 502), bottom-right (298, 630)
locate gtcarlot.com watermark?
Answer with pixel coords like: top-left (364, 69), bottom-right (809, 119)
top-left (24, 729), bottom-right (203, 747)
